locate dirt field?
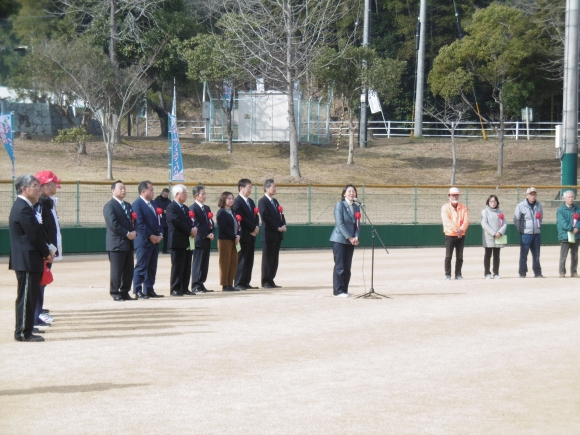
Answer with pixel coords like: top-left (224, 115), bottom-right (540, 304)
top-left (1, 246), bottom-right (578, 434)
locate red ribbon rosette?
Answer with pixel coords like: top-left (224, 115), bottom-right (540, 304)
top-left (156, 207), bottom-right (163, 215)
top-left (354, 211), bottom-right (361, 230)
top-left (574, 213), bottom-right (579, 227)
top-left (235, 214), bottom-right (242, 235)
top-left (254, 207), bottom-right (259, 215)
top-left (277, 205), bottom-right (283, 213)
top-left (536, 212), bottom-right (542, 228)
top-left (207, 211), bottom-right (214, 229)
top-left (131, 212), bottom-right (137, 221)
top-left (498, 213), bottom-right (505, 226)
top-left (188, 210), bottom-right (195, 224)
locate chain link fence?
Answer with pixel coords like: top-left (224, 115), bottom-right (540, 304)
top-left (0, 181), bottom-right (573, 228)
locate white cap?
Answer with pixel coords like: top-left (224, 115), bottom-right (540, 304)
top-left (448, 187), bottom-right (460, 195)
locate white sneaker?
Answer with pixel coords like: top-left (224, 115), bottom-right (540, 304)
top-left (39, 313), bottom-right (53, 323)
top-left (334, 293), bottom-right (349, 298)
top-left (485, 274), bottom-right (491, 279)
top-left (493, 275), bottom-right (500, 279)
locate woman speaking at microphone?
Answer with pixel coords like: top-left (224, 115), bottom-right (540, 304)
top-left (329, 184), bottom-right (360, 297)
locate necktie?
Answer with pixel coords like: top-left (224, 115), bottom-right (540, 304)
top-left (246, 199), bottom-right (251, 210)
top-left (121, 202), bottom-right (130, 220)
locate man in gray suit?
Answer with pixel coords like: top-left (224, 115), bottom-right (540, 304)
top-left (9, 174), bottom-right (53, 342)
top-left (103, 180), bottom-right (137, 301)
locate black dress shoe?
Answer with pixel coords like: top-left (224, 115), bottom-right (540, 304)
top-left (122, 293), bottom-right (136, 300)
top-left (222, 286), bottom-right (238, 291)
top-left (183, 290), bottom-right (196, 296)
top-left (148, 291), bottom-right (164, 298)
top-left (271, 283), bottom-right (282, 288)
top-left (170, 291), bottom-right (184, 296)
top-left (137, 291), bottom-right (150, 299)
top-left (112, 295), bottom-right (125, 301)
top-left (192, 287), bottom-right (206, 294)
top-left (262, 283), bottom-right (274, 289)
top-left (41, 309), bottom-right (50, 314)
top-left (32, 328), bottom-right (44, 334)
top-left (234, 285), bottom-right (247, 291)
top-left (245, 285), bottom-right (259, 289)
top-left (15, 334), bottom-right (45, 342)
top-left (35, 321), bottom-right (51, 327)
top-left (199, 284), bottom-right (213, 292)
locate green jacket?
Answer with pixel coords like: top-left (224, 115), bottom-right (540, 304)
top-left (556, 203), bottom-right (580, 241)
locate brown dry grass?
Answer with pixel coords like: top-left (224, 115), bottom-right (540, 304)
top-left (0, 135), bottom-right (562, 185)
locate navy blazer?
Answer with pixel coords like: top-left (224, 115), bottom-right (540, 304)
top-left (132, 196), bottom-right (162, 249)
top-left (233, 195), bottom-right (259, 243)
top-left (189, 202), bottom-right (214, 248)
top-left (166, 201), bottom-right (194, 250)
top-left (103, 197), bottom-right (135, 251)
top-left (9, 197), bottom-right (50, 273)
top-left (329, 200), bottom-right (360, 244)
top-left (258, 195), bottom-right (286, 242)
top-left (217, 208), bottom-right (239, 241)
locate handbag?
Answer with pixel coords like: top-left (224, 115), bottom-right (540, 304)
top-left (40, 261), bottom-right (54, 286)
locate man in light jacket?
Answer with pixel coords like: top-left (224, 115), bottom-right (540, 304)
top-left (441, 187), bottom-right (470, 280)
top-left (513, 187), bottom-right (544, 278)
top-left (556, 190), bottom-right (580, 278)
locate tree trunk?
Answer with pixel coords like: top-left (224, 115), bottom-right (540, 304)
top-left (347, 108), bottom-right (354, 165)
top-left (226, 99), bottom-right (233, 154)
top-left (127, 112), bottom-right (132, 137)
top-left (149, 95), bottom-right (169, 137)
top-left (109, 0), bottom-right (119, 76)
top-left (498, 91), bottom-right (505, 175)
top-left (79, 111), bottom-right (91, 155)
top-left (102, 114), bottom-right (116, 180)
top-left (451, 126), bottom-right (456, 185)
top-left (285, 3), bottom-right (300, 178)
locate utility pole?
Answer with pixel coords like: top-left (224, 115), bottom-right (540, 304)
top-left (561, 0), bottom-right (578, 190)
top-left (359, 0), bottom-right (371, 148)
top-left (413, 0), bottom-right (427, 138)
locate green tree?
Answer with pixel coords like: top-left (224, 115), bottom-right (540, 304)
top-left (179, 33), bottom-right (247, 153)
top-left (428, 2), bottom-right (543, 175)
top-left (314, 46), bottom-right (405, 164)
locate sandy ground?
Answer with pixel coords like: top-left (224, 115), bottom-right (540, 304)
top-left (0, 246), bottom-right (579, 435)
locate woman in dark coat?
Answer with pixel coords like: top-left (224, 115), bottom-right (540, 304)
top-left (217, 192), bottom-right (241, 291)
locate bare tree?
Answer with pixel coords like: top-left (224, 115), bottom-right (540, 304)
top-left (39, 37), bottom-right (151, 179)
top-left (423, 99), bottom-right (469, 185)
top-left (197, 0), bottom-right (353, 177)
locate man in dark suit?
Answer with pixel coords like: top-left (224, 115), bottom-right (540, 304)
top-left (9, 174), bottom-right (53, 342)
top-left (166, 184), bottom-right (198, 296)
top-left (233, 178), bottom-right (260, 290)
top-left (258, 179), bottom-right (286, 288)
top-left (190, 185), bottom-right (214, 293)
top-left (132, 180), bottom-right (163, 299)
top-left (103, 180), bottom-right (137, 301)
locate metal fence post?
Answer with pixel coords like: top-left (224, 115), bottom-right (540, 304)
top-left (308, 184), bottom-right (312, 224)
top-left (362, 184), bottom-right (366, 224)
top-left (76, 181), bottom-right (80, 227)
top-left (516, 185), bottom-right (520, 203)
top-left (414, 184), bottom-right (418, 224)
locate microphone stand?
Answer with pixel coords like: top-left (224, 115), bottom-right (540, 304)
top-left (355, 201), bottom-right (390, 299)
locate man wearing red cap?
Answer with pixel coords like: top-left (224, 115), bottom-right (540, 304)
top-left (441, 187), bottom-right (470, 280)
top-left (33, 170), bottom-right (62, 328)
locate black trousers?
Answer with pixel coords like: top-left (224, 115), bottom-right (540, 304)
top-left (559, 241), bottom-right (579, 275)
top-left (15, 271), bottom-right (42, 340)
top-left (108, 250), bottom-right (134, 296)
top-left (192, 239), bottom-right (211, 288)
top-left (235, 239), bottom-right (256, 287)
top-left (170, 248), bottom-right (193, 293)
top-left (444, 236), bottom-right (465, 277)
top-left (261, 240), bottom-right (281, 286)
top-left (483, 247), bottom-right (501, 276)
top-left (332, 242), bottom-right (355, 295)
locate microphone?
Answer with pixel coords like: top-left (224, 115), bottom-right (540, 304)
top-left (353, 198), bottom-right (364, 206)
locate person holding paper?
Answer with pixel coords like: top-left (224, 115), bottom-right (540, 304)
top-left (216, 192), bottom-right (240, 291)
top-left (481, 195), bottom-right (507, 279)
top-left (556, 190), bottom-right (580, 278)
top-left (441, 187), bottom-right (470, 280)
top-left (166, 184), bottom-right (197, 296)
top-left (190, 185), bottom-right (214, 293)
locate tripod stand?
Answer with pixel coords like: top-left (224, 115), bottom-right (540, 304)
top-left (355, 202), bottom-right (390, 299)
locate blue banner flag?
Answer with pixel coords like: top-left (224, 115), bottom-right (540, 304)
top-left (169, 114), bottom-right (185, 181)
top-left (0, 114), bottom-right (15, 178)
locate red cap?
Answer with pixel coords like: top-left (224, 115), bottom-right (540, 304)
top-left (35, 170), bottom-right (61, 188)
